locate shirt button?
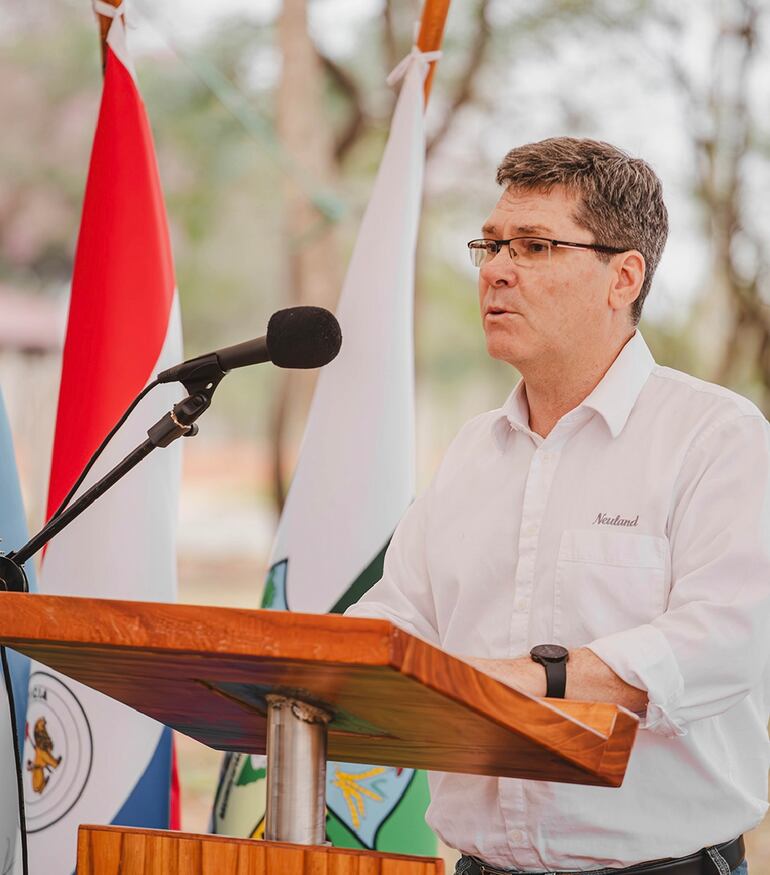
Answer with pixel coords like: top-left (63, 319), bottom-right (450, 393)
top-left (511, 829), bottom-right (525, 843)
top-left (515, 599), bottom-right (527, 612)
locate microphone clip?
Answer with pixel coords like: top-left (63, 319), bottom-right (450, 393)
top-left (0, 356), bottom-right (230, 589)
top-left (148, 379), bottom-right (220, 449)
top-left (157, 353), bottom-right (227, 394)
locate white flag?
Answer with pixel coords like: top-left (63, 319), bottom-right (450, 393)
top-left (213, 46), bottom-right (439, 854)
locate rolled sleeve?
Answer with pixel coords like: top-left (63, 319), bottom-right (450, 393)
top-left (587, 624), bottom-right (686, 737)
top-left (589, 413), bottom-right (770, 735)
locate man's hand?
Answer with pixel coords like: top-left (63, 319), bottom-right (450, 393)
top-left (464, 648), bottom-right (648, 714)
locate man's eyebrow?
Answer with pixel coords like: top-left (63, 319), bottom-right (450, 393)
top-left (480, 223), bottom-right (552, 237)
top-left (516, 224), bottom-right (552, 235)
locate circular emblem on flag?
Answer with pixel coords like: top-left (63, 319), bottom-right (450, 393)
top-left (22, 671), bottom-right (93, 833)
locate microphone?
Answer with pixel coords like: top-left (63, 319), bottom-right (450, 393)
top-left (0, 310), bottom-right (343, 593)
top-left (157, 306), bottom-right (342, 386)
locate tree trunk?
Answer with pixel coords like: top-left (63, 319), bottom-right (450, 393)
top-left (270, 0), bottom-right (342, 513)
top-left (685, 2), bottom-right (768, 409)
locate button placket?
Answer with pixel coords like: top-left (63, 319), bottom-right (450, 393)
top-left (498, 778), bottom-right (528, 867)
top-left (500, 445), bottom-right (563, 867)
top-left (509, 446), bottom-right (560, 654)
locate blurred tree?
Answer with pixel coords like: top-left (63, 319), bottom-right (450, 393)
top-left (0, 1), bottom-right (100, 292)
top-left (2, 0), bottom-right (769, 453)
top-left (663, 1), bottom-right (770, 410)
top-left (270, 0), bottom-right (343, 511)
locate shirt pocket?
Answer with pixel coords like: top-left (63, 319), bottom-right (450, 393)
top-left (553, 528), bottom-right (668, 649)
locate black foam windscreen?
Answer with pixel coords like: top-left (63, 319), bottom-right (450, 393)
top-left (266, 306), bottom-right (342, 369)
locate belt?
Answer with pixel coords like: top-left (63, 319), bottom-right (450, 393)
top-left (465, 835), bottom-right (745, 875)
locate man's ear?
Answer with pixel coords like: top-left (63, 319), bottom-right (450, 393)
top-left (609, 251), bottom-right (646, 313)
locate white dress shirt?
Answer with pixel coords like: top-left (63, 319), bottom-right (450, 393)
top-left (346, 332), bottom-right (770, 871)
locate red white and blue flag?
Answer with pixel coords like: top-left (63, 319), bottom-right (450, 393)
top-left (23, 4), bottom-right (182, 871)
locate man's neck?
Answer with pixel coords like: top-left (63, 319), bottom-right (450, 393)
top-left (522, 331), bottom-right (635, 438)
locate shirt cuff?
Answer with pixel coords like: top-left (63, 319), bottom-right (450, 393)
top-left (585, 623), bottom-right (687, 738)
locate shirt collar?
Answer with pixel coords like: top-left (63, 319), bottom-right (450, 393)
top-left (494, 331), bottom-right (656, 443)
top-left (493, 380), bottom-right (534, 449)
top-left (581, 331), bottom-right (656, 437)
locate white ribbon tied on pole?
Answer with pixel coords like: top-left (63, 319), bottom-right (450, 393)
top-left (92, 0), bottom-right (126, 32)
top-left (92, 0), bottom-right (136, 79)
top-left (386, 46), bottom-right (443, 88)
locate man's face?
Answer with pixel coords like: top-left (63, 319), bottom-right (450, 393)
top-left (477, 185), bottom-right (620, 370)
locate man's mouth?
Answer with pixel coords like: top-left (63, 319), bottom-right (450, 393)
top-left (485, 306), bottom-right (515, 317)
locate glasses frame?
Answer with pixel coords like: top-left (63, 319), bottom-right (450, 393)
top-left (467, 236), bottom-right (627, 268)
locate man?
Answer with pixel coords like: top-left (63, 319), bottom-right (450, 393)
top-left (346, 138), bottom-right (769, 874)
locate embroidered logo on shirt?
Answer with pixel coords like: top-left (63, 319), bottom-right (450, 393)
top-left (593, 512), bottom-right (639, 527)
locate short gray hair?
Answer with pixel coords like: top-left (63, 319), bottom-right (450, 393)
top-left (495, 137), bottom-right (668, 324)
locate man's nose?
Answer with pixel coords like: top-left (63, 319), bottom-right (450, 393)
top-left (479, 246), bottom-right (518, 287)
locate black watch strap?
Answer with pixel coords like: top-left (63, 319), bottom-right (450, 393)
top-left (544, 659), bottom-right (567, 698)
top-left (530, 644), bottom-right (569, 698)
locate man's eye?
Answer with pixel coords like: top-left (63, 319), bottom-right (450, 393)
top-left (523, 239), bottom-right (548, 254)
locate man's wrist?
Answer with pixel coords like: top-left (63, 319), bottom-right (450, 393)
top-left (530, 644), bottom-right (570, 698)
top-left (463, 655), bottom-right (547, 697)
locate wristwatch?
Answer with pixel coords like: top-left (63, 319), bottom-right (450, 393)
top-left (530, 644), bottom-right (569, 698)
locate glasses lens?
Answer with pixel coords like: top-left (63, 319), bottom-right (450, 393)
top-left (511, 237), bottom-right (551, 267)
top-left (468, 240), bottom-right (496, 267)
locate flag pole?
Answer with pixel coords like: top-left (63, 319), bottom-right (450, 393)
top-left (415, 0), bottom-right (451, 105)
top-left (94, 0), bottom-right (122, 73)
top-left (93, 0), bottom-right (449, 96)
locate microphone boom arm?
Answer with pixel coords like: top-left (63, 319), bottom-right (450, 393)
top-left (0, 306), bottom-right (343, 594)
top-left (0, 378), bottom-right (221, 593)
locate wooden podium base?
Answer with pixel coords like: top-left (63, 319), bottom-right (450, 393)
top-left (76, 825), bottom-right (445, 875)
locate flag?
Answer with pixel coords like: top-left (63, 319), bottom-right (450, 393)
top-left (23, 6), bottom-right (183, 872)
top-left (0, 389), bottom-right (38, 875)
top-left (212, 46), bottom-right (439, 854)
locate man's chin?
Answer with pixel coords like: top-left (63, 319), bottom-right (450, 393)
top-left (485, 337), bottom-right (527, 368)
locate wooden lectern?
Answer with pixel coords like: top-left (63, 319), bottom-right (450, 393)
top-left (0, 594), bottom-right (638, 873)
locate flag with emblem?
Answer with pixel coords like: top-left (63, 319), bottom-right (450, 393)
top-left (211, 42), bottom-right (440, 854)
top-left (0, 389), bottom-right (38, 875)
top-left (23, 5), bottom-right (183, 872)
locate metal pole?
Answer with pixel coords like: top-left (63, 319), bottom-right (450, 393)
top-left (264, 694), bottom-right (332, 844)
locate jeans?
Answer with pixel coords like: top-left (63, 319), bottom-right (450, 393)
top-left (455, 855), bottom-right (749, 874)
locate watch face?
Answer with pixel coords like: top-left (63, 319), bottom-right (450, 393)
top-left (530, 644), bottom-right (569, 662)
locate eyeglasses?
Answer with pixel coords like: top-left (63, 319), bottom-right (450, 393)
top-left (467, 236), bottom-right (627, 269)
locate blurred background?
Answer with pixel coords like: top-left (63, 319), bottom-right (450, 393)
top-left (2, 0), bottom-right (769, 866)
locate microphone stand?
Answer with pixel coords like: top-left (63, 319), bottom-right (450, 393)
top-left (0, 367), bottom-right (225, 594)
top-left (0, 366), bottom-right (230, 875)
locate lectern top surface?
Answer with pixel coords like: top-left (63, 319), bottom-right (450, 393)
top-left (0, 594), bottom-right (637, 786)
